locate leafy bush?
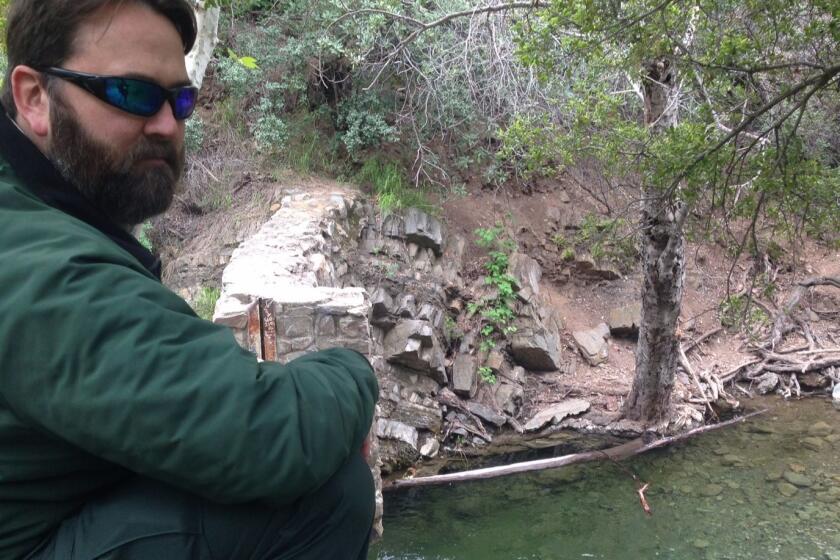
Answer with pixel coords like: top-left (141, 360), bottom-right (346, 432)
top-left (185, 115), bottom-right (205, 153)
top-left (337, 93), bottom-right (398, 160)
top-left (216, 55), bottom-right (261, 99)
top-left (469, 226), bottom-right (518, 359)
top-left (251, 97), bottom-right (289, 154)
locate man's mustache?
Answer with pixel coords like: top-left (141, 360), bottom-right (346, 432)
top-left (123, 140), bottom-right (183, 175)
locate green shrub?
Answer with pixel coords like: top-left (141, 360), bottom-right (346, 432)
top-left (192, 287), bottom-right (222, 321)
top-left (337, 94), bottom-right (398, 160)
top-left (185, 115), bottom-right (205, 153)
top-left (216, 55), bottom-right (260, 99)
top-left (478, 366), bottom-right (497, 385)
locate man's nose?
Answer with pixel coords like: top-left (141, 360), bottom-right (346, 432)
top-left (143, 101), bottom-right (181, 138)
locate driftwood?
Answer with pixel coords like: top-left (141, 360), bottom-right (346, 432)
top-left (384, 410), bottom-right (766, 491)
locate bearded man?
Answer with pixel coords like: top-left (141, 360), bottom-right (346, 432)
top-left (0, 1), bottom-right (378, 559)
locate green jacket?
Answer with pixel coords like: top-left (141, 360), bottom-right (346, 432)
top-left (0, 115), bottom-right (378, 559)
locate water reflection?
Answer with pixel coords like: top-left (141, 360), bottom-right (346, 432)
top-left (372, 397), bottom-right (840, 560)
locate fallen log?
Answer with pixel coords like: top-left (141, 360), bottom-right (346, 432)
top-left (384, 410), bottom-right (766, 490)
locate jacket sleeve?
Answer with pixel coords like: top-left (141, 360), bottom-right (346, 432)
top-left (0, 248), bottom-right (378, 506)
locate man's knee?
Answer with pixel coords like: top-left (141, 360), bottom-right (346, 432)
top-left (308, 454), bottom-right (375, 532)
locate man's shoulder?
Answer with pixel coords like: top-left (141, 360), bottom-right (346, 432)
top-left (0, 175), bottom-right (140, 267)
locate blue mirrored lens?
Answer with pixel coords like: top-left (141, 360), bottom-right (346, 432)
top-left (173, 88), bottom-right (197, 119)
top-left (104, 78), bottom-right (164, 117)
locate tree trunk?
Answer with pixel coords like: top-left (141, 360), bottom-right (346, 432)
top-left (622, 58), bottom-right (688, 423)
top-left (186, 1), bottom-right (220, 90)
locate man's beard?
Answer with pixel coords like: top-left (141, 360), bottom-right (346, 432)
top-left (47, 94), bottom-right (184, 227)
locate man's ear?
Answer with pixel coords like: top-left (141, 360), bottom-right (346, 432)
top-left (11, 66), bottom-right (50, 138)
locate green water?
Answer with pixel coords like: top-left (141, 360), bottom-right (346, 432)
top-left (371, 398), bottom-right (840, 560)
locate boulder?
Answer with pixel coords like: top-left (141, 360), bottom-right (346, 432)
top-left (465, 401), bottom-right (507, 427)
top-left (501, 366), bottom-right (527, 384)
top-left (383, 320), bottom-right (447, 384)
top-left (525, 399), bottom-right (591, 432)
top-left (573, 326), bottom-right (609, 366)
top-left (403, 208), bottom-right (443, 255)
top-left (754, 372), bottom-right (780, 395)
top-left (376, 419), bottom-right (419, 451)
top-left (370, 287), bottom-right (393, 318)
top-left (485, 349), bottom-right (506, 373)
top-left (396, 294), bottom-right (417, 318)
top-left (509, 253), bottom-right (542, 300)
top-left (390, 400), bottom-right (443, 433)
top-left (607, 303), bottom-right (641, 338)
top-left (451, 354), bottom-right (478, 398)
top-left (799, 372), bottom-right (829, 390)
top-left (419, 437), bottom-right (440, 458)
top-left (834, 383), bottom-right (840, 407)
top-left (509, 317), bottom-right (562, 371)
top-left (495, 382), bottom-right (524, 416)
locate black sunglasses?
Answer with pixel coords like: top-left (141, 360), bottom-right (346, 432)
top-left (41, 67), bottom-right (198, 121)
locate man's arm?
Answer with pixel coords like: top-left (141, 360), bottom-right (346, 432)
top-left (0, 248), bottom-right (378, 506)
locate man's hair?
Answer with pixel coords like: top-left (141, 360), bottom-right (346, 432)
top-left (1, 0), bottom-right (197, 117)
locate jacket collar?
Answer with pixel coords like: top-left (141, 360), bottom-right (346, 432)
top-left (0, 112), bottom-right (162, 280)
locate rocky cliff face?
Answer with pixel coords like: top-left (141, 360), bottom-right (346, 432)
top-left (212, 185), bottom-right (577, 532)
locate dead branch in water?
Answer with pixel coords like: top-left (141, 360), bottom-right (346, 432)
top-left (384, 410), bottom-right (767, 491)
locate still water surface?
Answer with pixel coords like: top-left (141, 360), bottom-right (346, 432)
top-left (371, 397), bottom-right (840, 560)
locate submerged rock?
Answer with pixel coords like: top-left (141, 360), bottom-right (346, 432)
top-left (783, 471), bottom-right (814, 488)
top-left (777, 482), bottom-right (798, 497)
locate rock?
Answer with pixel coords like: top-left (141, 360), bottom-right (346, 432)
top-left (834, 383), bottom-right (840, 405)
top-left (370, 287), bottom-right (393, 318)
top-left (419, 437), bottom-right (440, 458)
top-left (403, 208), bottom-right (443, 256)
top-left (396, 294), bottom-right (417, 318)
top-left (692, 539), bottom-right (710, 549)
top-left (495, 382), bottom-right (524, 416)
top-left (502, 366), bottom-right (527, 384)
top-left (572, 327), bottom-right (609, 366)
top-left (777, 482), bottom-right (798, 497)
top-left (765, 467), bottom-right (784, 481)
top-left (808, 421), bottom-right (833, 437)
top-left (799, 372), bottom-right (829, 390)
top-left (755, 372), bottom-right (780, 395)
top-left (485, 350), bottom-right (506, 372)
top-left (465, 402), bottom-right (507, 427)
top-left (390, 400), bottom-right (443, 433)
top-left (451, 354), bottom-right (478, 398)
top-left (416, 304), bottom-right (443, 330)
top-left (376, 419), bottom-right (419, 451)
top-left (783, 471), bottom-right (814, 487)
top-left (383, 320), bottom-right (447, 384)
top-left (802, 437), bottom-right (827, 451)
top-left (700, 483), bottom-right (723, 497)
top-left (509, 253), bottom-right (542, 299)
top-left (382, 213), bottom-right (404, 238)
top-left (509, 323), bottom-right (562, 371)
top-left (607, 303), bottom-right (641, 338)
top-left (524, 399), bottom-right (591, 432)
top-left (559, 190), bottom-right (571, 204)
